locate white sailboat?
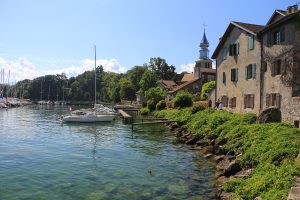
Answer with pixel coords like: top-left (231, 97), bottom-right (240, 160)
top-left (62, 46), bottom-right (116, 123)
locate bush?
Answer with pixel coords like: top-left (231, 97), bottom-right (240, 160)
top-left (200, 81), bottom-right (216, 100)
top-left (147, 100), bottom-right (156, 111)
top-left (191, 104), bottom-right (206, 114)
top-left (156, 100), bottom-right (166, 110)
top-left (140, 107), bottom-right (150, 115)
top-left (173, 91), bottom-right (193, 108)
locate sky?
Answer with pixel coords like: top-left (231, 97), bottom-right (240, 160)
top-left (0, 0), bottom-right (297, 82)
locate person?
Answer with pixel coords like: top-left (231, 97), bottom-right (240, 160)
top-left (208, 100), bottom-right (212, 107)
top-left (218, 102), bottom-right (223, 110)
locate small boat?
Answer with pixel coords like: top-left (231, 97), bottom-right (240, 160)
top-left (62, 112), bottom-right (115, 123)
top-left (62, 46), bottom-right (115, 123)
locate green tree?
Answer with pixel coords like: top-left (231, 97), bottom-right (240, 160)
top-left (127, 65), bottom-right (148, 91)
top-left (139, 70), bottom-right (158, 94)
top-left (119, 77), bottom-right (136, 101)
top-left (147, 57), bottom-right (176, 80)
top-left (144, 87), bottom-right (166, 105)
top-left (173, 91), bottom-right (193, 108)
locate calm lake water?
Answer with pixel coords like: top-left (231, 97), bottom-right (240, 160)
top-left (0, 105), bottom-right (216, 200)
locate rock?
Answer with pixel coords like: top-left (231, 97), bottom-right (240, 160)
top-left (210, 139), bottom-right (216, 146)
top-left (170, 123), bottom-right (179, 130)
top-left (233, 168), bottom-right (254, 179)
top-left (185, 135), bottom-right (199, 145)
top-left (257, 107), bottom-right (282, 123)
top-left (217, 156), bottom-right (231, 171)
top-left (216, 176), bottom-right (229, 187)
top-left (214, 145), bottom-right (228, 155)
top-left (204, 153), bottom-right (213, 159)
top-left (196, 140), bottom-right (209, 147)
top-left (203, 146), bottom-right (214, 154)
top-left (226, 150), bottom-right (235, 156)
top-left (214, 155), bottom-right (225, 162)
top-left (223, 160), bottom-right (241, 177)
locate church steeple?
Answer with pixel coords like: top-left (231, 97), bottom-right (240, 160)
top-left (199, 27), bottom-right (209, 60)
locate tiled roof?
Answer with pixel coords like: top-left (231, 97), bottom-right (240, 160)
top-left (181, 73), bottom-right (195, 82)
top-left (169, 78), bottom-right (199, 94)
top-left (233, 21), bottom-right (265, 34)
top-left (160, 80), bottom-right (177, 88)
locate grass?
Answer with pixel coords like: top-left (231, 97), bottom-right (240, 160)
top-left (154, 108), bottom-right (300, 200)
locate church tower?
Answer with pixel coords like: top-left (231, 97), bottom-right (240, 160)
top-left (194, 27), bottom-right (213, 78)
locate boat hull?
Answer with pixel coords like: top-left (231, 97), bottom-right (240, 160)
top-left (62, 114), bottom-right (115, 123)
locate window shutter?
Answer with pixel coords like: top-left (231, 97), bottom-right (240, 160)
top-left (231, 69), bottom-right (234, 81)
top-left (244, 95), bottom-right (247, 109)
top-left (252, 64), bottom-right (256, 79)
top-left (276, 94), bottom-right (281, 108)
top-left (281, 59), bottom-right (286, 74)
top-left (229, 98), bottom-right (233, 108)
top-left (267, 32), bottom-right (272, 46)
top-left (245, 66), bottom-right (248, 80)
top-left (250, 95), bottom-right (255, 109)
top-left (280, 26), bottom-right (285, 42)
top-left (236, 68), bottom-right (239, 81)
top-left (271, 63), bottom-right (275, 77)
top-left (266, 94), bottom-right (270, 107)
top-left (223, 72), bottom-right (226, 84)
top-left (237, 43), bottom-right (240, 55)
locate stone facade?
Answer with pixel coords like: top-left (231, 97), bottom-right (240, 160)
top-left (261, 14), bottom-right (300, 121)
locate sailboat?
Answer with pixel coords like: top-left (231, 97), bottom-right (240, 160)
top-left (62, 46), bottom-right (115, 123)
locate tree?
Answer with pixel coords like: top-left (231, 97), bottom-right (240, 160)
top-left (144, 87), bottom-right (166, 105)
top-left (201, 81), bottom-right (216, 100)
top-left (139, 70), bottom-right (158, 94)
top-left (147, 57), bottom-right (176, 80)
top-left (173, 91), bottom-right (193, 108)
top-left (119, 77), bottom-right (136, 101)
top-left (127, 66), bottom-right (148, 91)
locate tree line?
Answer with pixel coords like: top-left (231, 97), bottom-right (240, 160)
top-left (5, 57), bottom-right (186, 103)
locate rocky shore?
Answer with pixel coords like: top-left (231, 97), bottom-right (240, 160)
top-left (165, 122), bottom-right (254, 200)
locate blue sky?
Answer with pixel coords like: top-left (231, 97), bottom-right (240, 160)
top-left (0, 0), bottom-right (297, 81)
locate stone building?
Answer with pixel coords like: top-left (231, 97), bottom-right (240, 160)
top-left (167, 29), bottom-right (216, 100)
top-left (260, 5), bottom-right (300, 122)
top-left (212, 5), bottom-right (300, 122)
top-left (211, 22), bottom-right (264, 114)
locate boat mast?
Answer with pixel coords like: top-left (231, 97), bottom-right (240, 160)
top-left (40, 80), bottom-right (43, 101)
top-left (7, 69), bottom-right (10, 100)
top-left (48, 86), bottom-right (50, 101)
top-left (94, 45), bottom-right (97, 107)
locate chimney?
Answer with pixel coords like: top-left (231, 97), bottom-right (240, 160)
top-left (287, 5), bottom-right (298, 14)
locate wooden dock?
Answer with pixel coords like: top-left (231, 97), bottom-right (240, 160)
top-left (118, 109), bottom-right (133, 123)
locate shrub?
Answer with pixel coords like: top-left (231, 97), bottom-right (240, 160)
top-left (156, 100), bottom-right (166, 110)
top-left (191, 104), bottom-right (206, 114)
top-left (173, 91), bottom-right (193, 108)
top-left (147, 99), bottom-right (156, 111)
top-left (140, 107), bottom-right (150, 115)
top-left (200, 81), bottom-right (216, 100)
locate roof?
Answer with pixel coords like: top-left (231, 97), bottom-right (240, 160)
top-left (199, 68), bottom-right (216, 74)
top-left (211, 21), bottom-right (264, 59)
top-left (181, 73), bottom-right (195, 82)
top-left (266, 10), bottom-right (287, 25)
top-left (259, 10), bottom-right (300, 34)
top-left (160, 80), bottom-right (177, 89)
top-left (169, 78), bottom-right (200, 94)
top-left (200, 31), bottom-right (209, 46)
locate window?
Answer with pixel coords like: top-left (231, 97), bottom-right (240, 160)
top-left (223, 47), bottom-right (227, 60)
top-left (266, 93), bottom-right (281, 108)
top-left (229, 43), bottom-right (239, 56)
top-left (267, 27), bottom-right (285, 46)
top-left (271, 60), bottom-right (281, 76)
top-left (248, 35), bottom-right (254, 50)
top-left (229, 97), bottom-right (237, 108)
top-left (222, 72), bottom-right (226, 84)
top-left (263, 62), bottom-right (267, 72)
top-left (245, 64), bottom-right (256, 80)
top-left (244, 94), bottom-right (255, 109)
top-left (221, 96), bottom-right (228, 107)
top-left (231, 68), bottom-right (238, 82)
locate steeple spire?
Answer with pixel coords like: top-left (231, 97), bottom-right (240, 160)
top-left (199, 25), bottom-right (210, 60)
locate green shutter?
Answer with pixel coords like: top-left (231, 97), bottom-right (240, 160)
top-left (248, 36), bottom-right (254, 50)
top-left (252, 64), bottom-right (256, 79)
top-left (236, 68), bottom-right (239, 81)
top-left (245, 65), bottom-right (248, 80)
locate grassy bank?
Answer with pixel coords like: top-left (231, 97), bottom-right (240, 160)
top-left (154, 108), bottom-right (300, 199)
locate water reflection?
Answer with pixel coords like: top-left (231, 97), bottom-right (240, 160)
top-left (0, 105), bottom-right (216, 200)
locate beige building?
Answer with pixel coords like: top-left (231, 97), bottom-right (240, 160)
top-left (212, 22), bottom-right (264, 114)
top-left (212, 5), bottom-right (300, 122)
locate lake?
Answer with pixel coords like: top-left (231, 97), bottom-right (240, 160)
top-left (0, 105), bottom-right (216, 200)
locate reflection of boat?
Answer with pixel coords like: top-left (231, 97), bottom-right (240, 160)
top-left (62, 46), bottom-right (115, 123)
top-left (62, 112), bottom-right (115, 122)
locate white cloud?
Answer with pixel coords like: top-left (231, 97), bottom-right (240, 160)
top-left (0, 56), bottom-right (127, 82)
top-left (178, 63), bottom-right (195, 73)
